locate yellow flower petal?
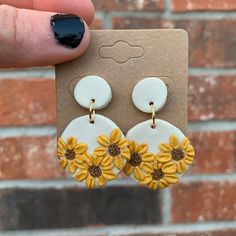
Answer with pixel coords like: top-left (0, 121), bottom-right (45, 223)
top-left (76, 163), bottom-right (87, 170)
top-left (133, 166), bottom-right (144, 181)
top-left (159, 143), bottom-right (173, 152)
top-left (102, 170), bottom-right (116, 180)
top-left (86, 175), bottom-right (95, 189)
top-left (186, 145), bottom-right (195, 157)
top-left (159, 179), bottom-right (169, 189)
top-left (149, 180), bottom-right (158, 190)
top-left (140, 175), bottom-right (152, 185)
top-left (153, 160), bottom-right (163, 169)
top-left (156, 153), bottom-right (172, 163)
top-left (60, 159), bottom-right (68, 169)
top-left (57, 138), bottom-right (67, 149)
top-left (162, 161), bottom-right (177, 174)
top-left (75, 155), bottom-right (84, 164)
top-left (93, 156), bottom-right (103, 166)
top-left (123, 163), bottom-right (132, 176)
top-left (118, 139), bottom-right (129, 149)
top-left (138, 144), bottom-right (148, 155)
top-left (121, 148), bottom-right (131, 160)
top-left (114, 156), bottom-right (125, 170)
top-left (142, 153), bottom-right (155, 162)
top-left (97, 135), bottom-right (110, 147)
top-left (140, 162), bottom-right (154, 173)
top-left (110, 128), bottom-right (121, 144)
top-left (82, 153), bottom-right (93, 165)
top-left (75, 170), bottom-right (88, 181)
top-left (184, 156), bottom-right (194, 165)
top-left (101, 156), bottom-right (113, 167)
top-left (97, 176), bottom-right (106, 187)
top-left (165, 174), bottom-right (179, 184)
top-left (170, 135), bottom-right (179, 149)
top-left (57, 149), bottom-right (65, 158)
top-left (93, 146), bottom-right (107, 157)
top-left (176, 160), bottom-right (186, 174)
top-left (102, 163), bottom-right (114, 171)
top-left (67, 137), bottom-right (77, 150)
top-left (129, 140), bottom-right (139, 153)
top-left (75, 143), bottom-right (88, 154)
top-left (68, 161), bottom-right (77, 174)
top-left (181, 137), bottom-right (190, 150)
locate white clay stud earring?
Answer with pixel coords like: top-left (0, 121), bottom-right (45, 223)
top-left (57, 76), bottom-right (130, 189)
top-left (125, 77), bottom-right (195, 190)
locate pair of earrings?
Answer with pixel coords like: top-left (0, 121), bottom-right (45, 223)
top-left (57, 76), bottom-right (195, 190)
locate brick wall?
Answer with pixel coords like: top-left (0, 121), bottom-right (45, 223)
top-left (0, 0), bottom-right (236, 235)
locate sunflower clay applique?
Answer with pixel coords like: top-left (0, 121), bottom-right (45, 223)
top-left (56, 76), bottom-right (195, 190)
top-left (57, 76), bottom-right (129, 189)
top-left (126, 77), bottom-right (195, 190)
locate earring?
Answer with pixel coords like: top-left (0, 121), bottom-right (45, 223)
top-left (125, 77), bottom-right (195, 190)
top-left (56, 76), bottom-right (130, 189)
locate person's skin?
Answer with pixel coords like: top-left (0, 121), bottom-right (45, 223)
top-left (0, 0), bottom-right (95, 68)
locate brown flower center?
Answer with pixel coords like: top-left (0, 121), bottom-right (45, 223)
top-left (88, 165), bottom-right (102, 178)
top-left (171, 148), bottom-right (185, 161)
top-left (129, 153), bottom-right (142, 166)
top-left (152, 169), bottom-right (164, 180)
top-left (108, 144), bottom-right (121, 156)
top-left (65, 150), bottom-right (75, 160)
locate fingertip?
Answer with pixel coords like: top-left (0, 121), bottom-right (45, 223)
top-left (49, 14), bottom-right (91, 65)
top-left (56, 21), bottom-right (91, 64)
top-left (83, 0), bottom-right (95, 25)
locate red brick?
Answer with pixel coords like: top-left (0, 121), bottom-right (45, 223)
top-left (93, 0), bottom-right (164, 11)
top-left (0, 78), bottom-right (56, 126)
top-left (188, 75), bottom-right (236, 121)
top-left (172, 0), bottom-right (236, 12)
top-left (113, 18), bottom-right (236, 68)
top-left (90, 18), bottom-right (103, 29)
top-left (0, 136), bottom-right (65, 179)
top-left (188, 131), bottom-right (236, 174)
top-left (171, 181), bottom-right (236, 223)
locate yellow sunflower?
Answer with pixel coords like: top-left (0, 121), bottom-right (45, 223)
top-left (94, 128), bottom-right (130, 170)
top-left (123, 140), bottom-right (155, 182)
top-left (140, 160), bottom-right (178, 190)
top-left (157, 135), bottom-right (195, 174)
top-left (74, 152), bottom-right (116, 189)
top-left (57, 137), bottom-right (88, 174)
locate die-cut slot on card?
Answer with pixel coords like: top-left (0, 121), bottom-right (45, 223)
top-left (56, 30), bottom-right (188, 136)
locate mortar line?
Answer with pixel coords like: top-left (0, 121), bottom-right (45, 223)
top-left (164, 0), bottom-right (172, 17)
top-left (1, 174), bottom-right (236, 189)
top-left (0, 68), bottom-right (54, 79)
top-left (0, 126), bottom-right (57, 138)
top-left (188, 121), bottom-right (236, 132)
top-left (162, 188), bottom-right (171, 225)
top-left (100, 10), bottom-right (236, 20)
top-left (1, 222), bottom-right (236, 236)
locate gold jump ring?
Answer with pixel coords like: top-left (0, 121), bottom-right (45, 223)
top-left (89, 99), bottom-right (95, 124)
top-left (150, 103), bottom-right (156, 129)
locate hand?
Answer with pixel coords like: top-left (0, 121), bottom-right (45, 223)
top-left (0, 0), bottom-right (95, 68)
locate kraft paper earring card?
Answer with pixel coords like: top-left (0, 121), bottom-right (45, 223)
top-left (56, 29), bottom-right (188, 137)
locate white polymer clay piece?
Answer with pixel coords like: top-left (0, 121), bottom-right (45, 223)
top-left (132, 77), bottom-right (168, 113)
top-left (61, 114), bottom-right (124, 185)
top-left (61, 114), bottom-right (124, 153)
top-left (126, 119), bottom-right (185, 154)
top-left (74, 75), bottom-right (112, 110)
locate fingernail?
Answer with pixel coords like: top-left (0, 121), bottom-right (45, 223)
top-left (50, 14), bottom-right (85, 49)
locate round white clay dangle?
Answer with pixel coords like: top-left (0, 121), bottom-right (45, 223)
top-left (125, 77), bottom-right (195, 190)
top-left (57, 76), bottom-right (130, 189)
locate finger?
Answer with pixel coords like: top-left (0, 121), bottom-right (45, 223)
top-left (0, 5), bottom-right (91, 68)
top-left (0, 0), bottom-right (95, 25)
